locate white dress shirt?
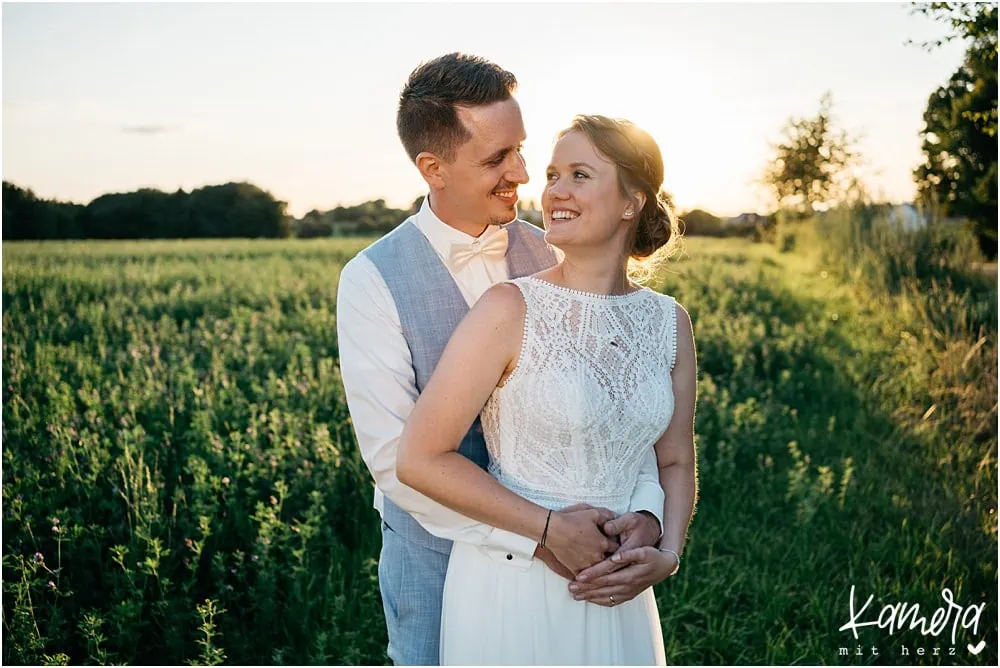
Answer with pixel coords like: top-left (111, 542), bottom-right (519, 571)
top-left (336, 196), bottom-right (664, 567)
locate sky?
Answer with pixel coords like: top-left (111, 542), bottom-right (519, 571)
top-left (2, 1), bottom-right (970, 218)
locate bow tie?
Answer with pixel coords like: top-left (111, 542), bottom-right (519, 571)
top-left (447, 228), bottom-right (509, 271)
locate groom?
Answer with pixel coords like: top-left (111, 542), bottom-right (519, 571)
top-left (337, 53), bottom-right (666, 665)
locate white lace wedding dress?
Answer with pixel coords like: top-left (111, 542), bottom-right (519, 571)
top-left (440, 276), bottom-right (678, 665)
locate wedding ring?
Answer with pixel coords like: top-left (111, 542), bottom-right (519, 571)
top-left (609, 595), bottom-right (616, 606)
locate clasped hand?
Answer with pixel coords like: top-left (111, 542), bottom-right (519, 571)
top-left (532, 504), bottom-right (677, 608)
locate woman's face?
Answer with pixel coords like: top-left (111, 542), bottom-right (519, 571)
top-left (541, 130), bottom-right (634, 253)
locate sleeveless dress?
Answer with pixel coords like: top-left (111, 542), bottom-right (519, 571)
top-left (439, 275), bottom-right (678, 665)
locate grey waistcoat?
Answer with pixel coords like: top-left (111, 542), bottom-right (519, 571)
top-left (364, 217), bottom-right (558, 555)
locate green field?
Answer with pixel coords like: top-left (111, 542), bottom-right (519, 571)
top-left (2, 228), bottom-right (996, 665)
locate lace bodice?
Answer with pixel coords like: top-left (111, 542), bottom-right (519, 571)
top-left (481, 276), bottom-right (678, 515)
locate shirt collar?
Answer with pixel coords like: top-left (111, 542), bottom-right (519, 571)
top-left (413, 195), bottom-right (510, 263)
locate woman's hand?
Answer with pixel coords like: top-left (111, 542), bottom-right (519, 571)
top-left (568, 546), bottom-right (679, 607)
top-left (543, 507), bottom-right (618, 575)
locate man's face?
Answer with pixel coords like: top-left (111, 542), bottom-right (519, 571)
top-left (440, 97), bottom-right (530, 227)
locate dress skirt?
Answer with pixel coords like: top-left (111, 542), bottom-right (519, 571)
top-left (440, 541), bottom-right (667, 665)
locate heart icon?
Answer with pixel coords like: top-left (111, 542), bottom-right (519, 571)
top-left (967, 640), bottom-right (986, 655)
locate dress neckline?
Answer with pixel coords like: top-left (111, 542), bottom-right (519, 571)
top-left (523, 275), bottom-right (651, 303)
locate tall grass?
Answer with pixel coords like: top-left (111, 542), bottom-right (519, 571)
top-left (2, 231), bottom-right (996, 665)
top-left (3, 239), bottom-right (386, 665)
top-left (806, 207), bottom-right (997, 527)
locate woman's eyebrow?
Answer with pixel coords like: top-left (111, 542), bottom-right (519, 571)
top-left (547, 161), bottom-right (596, 171)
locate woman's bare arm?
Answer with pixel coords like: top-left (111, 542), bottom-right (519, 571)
top-left (396, 282), bottom-right (616, 573)
top-left (654, 302), bottom-right (698, 559)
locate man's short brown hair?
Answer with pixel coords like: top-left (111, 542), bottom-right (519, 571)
top-left (397, 53), bottom-right (518, 163)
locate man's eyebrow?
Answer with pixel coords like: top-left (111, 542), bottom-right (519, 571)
top-left (481, 137), bottom-right (525, 166)
top-left (481, 147), bottom-right (512, 165)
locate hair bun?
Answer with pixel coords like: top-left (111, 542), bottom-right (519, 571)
top-left (632, 190), bottom-right (676, 259)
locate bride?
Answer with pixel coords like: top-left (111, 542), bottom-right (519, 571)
top-left (397, 114), bottom-right (698, 665)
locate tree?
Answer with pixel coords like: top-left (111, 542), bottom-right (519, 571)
top-left (761, 92), bottom-right (861, 217)
top-left (185, 182), bottom-right (290, 238)
top-left (2, 181), bottom-right (84, 240)
top-left (911, 2), bottom-right (998, 258)
top-left (297, 209), bottom-right (334, 238)
top-left (677, 209), bottom-right (723, 237)
top-left (407, 195), bottom-right (424, 215)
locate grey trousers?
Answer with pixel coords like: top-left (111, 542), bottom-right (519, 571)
top-left (378, 519), bottom-right (451, 666)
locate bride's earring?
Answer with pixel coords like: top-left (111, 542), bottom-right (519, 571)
top-left (623, 208), bottom-right (633, 218)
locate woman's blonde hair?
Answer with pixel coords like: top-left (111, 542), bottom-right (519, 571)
top-left (558, 115), bottom-right (683, 283)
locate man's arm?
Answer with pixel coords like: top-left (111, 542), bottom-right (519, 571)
top-left (335, 255), bottom-right (538, 562)
top-left (627, 447), bottom-right (665, 535)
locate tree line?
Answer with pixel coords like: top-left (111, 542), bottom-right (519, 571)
top-left (2, 179), bottom-right (762, 243)
top-left (295, 197), bottom-right (419, 238)
top-left (2, 181), bottom-right (293, 241)
top-left (0, 182), bottom-right (426, 242)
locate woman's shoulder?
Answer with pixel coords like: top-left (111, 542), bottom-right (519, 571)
top-left (654, 291), bottom-right (691, 328)
top-left (653, 288), bottom-right (681, 308)
top-left (450, 283), bottom-right (528, 360)
top-left (472, 281), bottom-right (528, 323)
top-left (487, 275), bottom-right (549, 302)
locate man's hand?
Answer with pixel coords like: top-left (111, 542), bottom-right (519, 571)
top-left (572, 510), bottom-right (661, 583)
top-left (606, 510), bottom-right (661, 551)
top-left (568, 547), bottom-right (679, 607)
top-left (542, 504), bottom-right (618, 576)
